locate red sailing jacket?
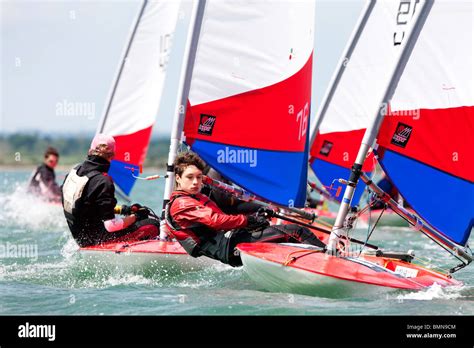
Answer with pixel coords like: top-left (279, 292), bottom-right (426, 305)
top-left (166, 190), bottom-right (248, 255)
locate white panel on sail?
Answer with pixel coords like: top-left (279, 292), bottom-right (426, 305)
top-left (317, 0), bottom-right (423, 135)
top-left (390, 0), bottom-right (474, 111)
top-left (189, 0), bottom-right (315, 106)
top-left (101, 0), bottom-right (180, 136)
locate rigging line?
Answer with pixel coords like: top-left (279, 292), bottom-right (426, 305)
top-left (131, 174), bottom-right (168, 180)
top-left (283, 249), bottom-right (323, 266)
top-left (358, 205), bottom-right (386, 258)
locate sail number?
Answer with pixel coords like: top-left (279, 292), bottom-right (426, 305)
top-left (296, 102), bottom-right (309, 141)
top-left (394, 0), bottom-right (420, 46)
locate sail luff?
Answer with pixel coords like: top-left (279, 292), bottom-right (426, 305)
top-left (327, 0), bottom-right (433, 253)
top-left (160, 0), bottom-right (207, 237)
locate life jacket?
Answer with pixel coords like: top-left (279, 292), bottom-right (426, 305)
top-left (62, 165), bottom-right (102, 226)
top-left (27, 166), bottom-right (41, 193)
top-left (165, 194), bottom-right (220, 257)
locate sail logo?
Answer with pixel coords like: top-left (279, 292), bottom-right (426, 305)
top-left (217, 147), bottom-right (257, 168)
top-left (18, 322), bottom-right (56, 341)
top-left (198, 114), bottom-right (216, 136)
top-left (319, 140), bottom-right (333, 156)
top-left (391, 122), bottom-right (412, 148)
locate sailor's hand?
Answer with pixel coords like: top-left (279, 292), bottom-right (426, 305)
top-left (246, 214), bottom-right (270, 231)
top-left (123, 214), bottom-right (137, 228)
top-left (135, 208), bottom-right (150, 220)
top-left (131, 203), bottom-right (149, 220)
top-left (115, 205), bottom-right (132, 215)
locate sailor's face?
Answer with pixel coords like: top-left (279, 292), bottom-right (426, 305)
top-left (45, 155), bottom-right (58, 169)
top-left (176, 165), bottom-right (203, 194)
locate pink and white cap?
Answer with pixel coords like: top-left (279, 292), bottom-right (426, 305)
top-left (90, 133), bottom-right (116, 152)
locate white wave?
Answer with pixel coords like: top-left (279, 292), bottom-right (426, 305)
top-left (0, 185), bottom-right (65, 231)
top-left (60, 237), bottom-right (80, 260)
top-left (98, 274), bottom-right (153, 287)
top-left (396, 283), bottom-right (464, 301)
top-left (171, 279), bottom-right (214, 289)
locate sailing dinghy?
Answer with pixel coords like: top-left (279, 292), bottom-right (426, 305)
top-left (239, 0), bottom-right (472, 296)
top-left (79, 0), bottom-right (196, 266)
top-left (159, 0), bottom-right (331, 240)
top-left (81, 0), bottom-right (326, 267)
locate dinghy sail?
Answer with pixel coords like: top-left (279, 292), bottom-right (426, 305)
top-left (375, 0), bottom-right (474, 251)
top-left (309, 0), bottom-right (421, 206)
top-left (328, 0), bottom-right (473, 265)
top-left (182, 0), bottom-right (315, 207)
top-left (96, 0), bottom-right (180, 197)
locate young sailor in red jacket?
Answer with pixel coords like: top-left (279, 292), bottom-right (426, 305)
top-left (165, 152), bottom-right (325, 266)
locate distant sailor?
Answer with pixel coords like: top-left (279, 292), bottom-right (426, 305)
top-left (61, 134), bottom-right (159, 247)
top-left (165, 152), bottom-right (326, 267)
top-left (27, 147), bottom-right (62, 203)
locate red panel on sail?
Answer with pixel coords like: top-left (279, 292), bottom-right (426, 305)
top-left (378, 106), bottom-right (474, 182)
top-left (113, 125), bottom-right (153, 166)
top-left (184, 54), bottom-right (313, 152)
top-left (310, 128), bottom-right (375, 172)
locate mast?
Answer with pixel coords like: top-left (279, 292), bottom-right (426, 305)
top-left (309, 0), bottom-right (375, 145)
top-left (96, 0), bottom-right (148, 134)
top-left (160, 0), bottom-right (207, 239)
top-left (326, 0), bottom-right (434, 254)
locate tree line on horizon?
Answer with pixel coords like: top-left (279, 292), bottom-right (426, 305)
top-left (0, 133), bottom-right (170, 167)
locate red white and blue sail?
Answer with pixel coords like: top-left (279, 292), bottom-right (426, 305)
top-left (184, 1), bottom-right (315, 207)
top-left (98, 0), bottom-right (180, 196)
top-left (310, 0), bottom-right (420, 206)
top-left (377, 0), bottom-right (474, 246)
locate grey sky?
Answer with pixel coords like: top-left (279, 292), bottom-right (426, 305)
top-left (1, 0), bottom-right (364, 136)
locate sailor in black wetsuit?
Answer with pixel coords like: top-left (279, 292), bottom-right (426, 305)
top-left (27, 147), bottom-right (62, 203)
top-left (61, 134), bottom-right (159, 247)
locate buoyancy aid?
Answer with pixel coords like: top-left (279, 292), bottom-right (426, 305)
top-left (165, 191), bottom-right (247, 257)
top-left (62, 165), bottom-right (102, 226)
top-left (165, 194), bottom-right (218, 256)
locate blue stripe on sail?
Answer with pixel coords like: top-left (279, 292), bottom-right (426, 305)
top-left (310, 158), bottom-right (367, 207)
top-left (380, 150), bottom-right (474, 246)
top-left (108, 160), bottom-right (139, 196)
top-left (190, 140), bottom-right (308, 207)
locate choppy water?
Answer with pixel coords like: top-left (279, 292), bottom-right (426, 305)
top-left (1, 170), bottom-right (473, 315)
